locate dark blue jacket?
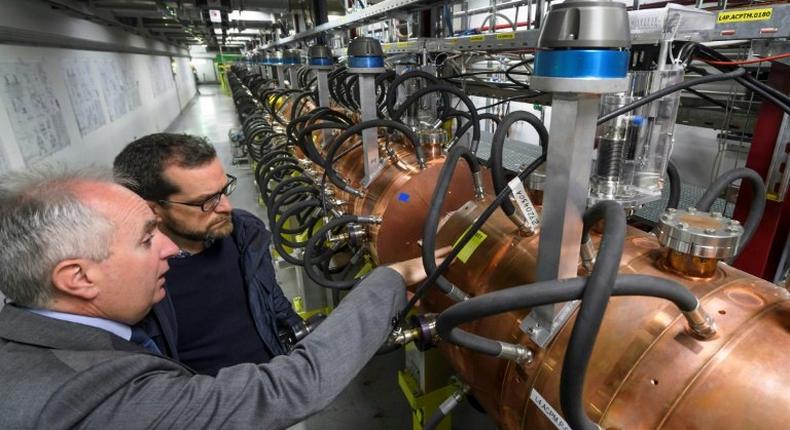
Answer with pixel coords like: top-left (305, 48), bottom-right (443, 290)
top-left (140, 209), bottom-right (302, 361)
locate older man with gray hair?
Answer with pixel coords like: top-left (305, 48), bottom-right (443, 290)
top-left (0, 167), bottom-right (422, 428)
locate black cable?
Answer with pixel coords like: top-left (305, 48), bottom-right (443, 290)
top-left (435, 274), bottom-right (699, 357)
top-left (271, 199), bottom-right (323, 265)
top-left (385, 70), bottom-right (449, 119)
top-left (421, 145), bottom-right (482, 301)
top-left (324, 119), bottom-right (426, 196)
top-left (490, 111), bottom-right (549, 216)
top-left (561, 200), bottom-right (626, 430)
top-left (303, 215), bottom-right (379, 290)
top-left (398, 153), bottom-right (546, 322)
top-left (695, 167), bottom-right (766, 261)
top-left (392, 83), bottom-right (481, 153)
top-left (598, 69), bottom-right (747, 125)
top-left (666, 160), bottom-right (681, 210)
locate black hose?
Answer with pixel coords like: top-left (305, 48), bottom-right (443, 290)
top-left (271, 199), bottom-right (323, 265)
top-left (561, 200), bottom-right (626, 430)
top-left (399, 154), bottom-right (546, 322)
top-left (260, 163), bottom-right (305, 201)
top-left (490, 111), bottom-right (549, 216)
top-left (267, 185), bottom-right (319, 225)
top-left (695, 167), bottom-right (766, 259)
top-left (303, 215), bottom-right (378, 290)
top-left (435, 274), bottom-right (699, 357)
top-left (692, 44), bottom-right (790, 114)
top-left (421, 145), bottom-right (482, 301)
top-left (598, 69), bottom-right (746, 125)
top-left (391, 83), bottom-right (481, 153)
top-left (385, 70), bottom-right (449, 119)
top-left (666, 160), bottom-right (681, 210)
top-left (296, 121), bottom-right (349, 167)
top-left (324, 119), bottom-right (426, 196)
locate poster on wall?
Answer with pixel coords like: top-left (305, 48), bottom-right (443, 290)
top-left (149, 56), bottom-right (175, 98)
top-left (97, 56), bottom-right (141, 121)
top-left (63, 58), bottom-right (107, 136)
top-left (0, 61), bottom-right (70, 165)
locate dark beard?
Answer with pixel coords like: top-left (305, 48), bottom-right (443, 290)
top-left (163, 216), bottom-right (234, 243)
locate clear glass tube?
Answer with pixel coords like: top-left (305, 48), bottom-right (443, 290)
top-left (590, 65), bottom-right (684, 208)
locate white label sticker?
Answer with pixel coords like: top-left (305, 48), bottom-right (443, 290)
top-left (530, 389), bottom-right (572, 430)
top-left (507, 176), bottom-right (541, 229)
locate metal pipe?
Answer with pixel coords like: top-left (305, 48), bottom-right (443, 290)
top-left (453, 0), bottom-right (531, 17)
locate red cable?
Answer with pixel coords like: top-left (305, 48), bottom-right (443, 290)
top-left (702, 52), bottom-right (790, 65)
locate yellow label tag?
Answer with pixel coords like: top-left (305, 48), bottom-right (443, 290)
top-left (382, 43), bottom-right (392, 49)
top-left (396, 42), bottom-right (415, 48)
top-left (496, 33), bottom-right (516, 40)
top-left (469, 35), bottom-right (485, 42)
top-left (447, 39), bottom-right (458, 44)
top-left (452, 226), bottom-right (488, 264)
top-left (717, 7), bottom-right (772, 23)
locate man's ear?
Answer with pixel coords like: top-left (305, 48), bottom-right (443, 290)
top-left (51, 259), bottom-right (100, 301)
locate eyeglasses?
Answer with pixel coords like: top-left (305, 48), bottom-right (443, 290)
top-left (158, 174), bottom-right (237, 212)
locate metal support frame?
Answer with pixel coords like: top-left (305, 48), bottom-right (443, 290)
top-left (521, 93), bottom-right (603, 347)
top-left (731, 62), bottom-right (790, 280)
top-left (358, 74), bottom-right (384, 186)
top-left (288, 66), bottom-right (299, 89)
top-left (275, 65), bottom-right (286, 88)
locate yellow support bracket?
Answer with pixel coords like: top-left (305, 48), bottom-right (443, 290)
top-left (398, 370), bottom-right (458, 430)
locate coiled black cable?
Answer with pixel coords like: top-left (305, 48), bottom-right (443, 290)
top-left (303, 215), bottom-right (380, 290)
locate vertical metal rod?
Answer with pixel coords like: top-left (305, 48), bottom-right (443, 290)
top-left (537, 93), bottom-right (601, 282)
top-left (522, 93), bottom-right (602, 347)
top-left (289, 67), bottom-right (299, 89)
top-left (317, 70), bottom-right (333, 147)
top-left (359, 75), bottom-right (382, 185)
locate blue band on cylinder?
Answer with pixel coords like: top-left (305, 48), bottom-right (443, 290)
top-left (533, 50), bottom-right (629, 79)
top-left (283, 58), bottom-right (301, 65)
top-left (310, 58), bottom-right (332, 66)
top-left (349, 56), bottom-right (384, 69)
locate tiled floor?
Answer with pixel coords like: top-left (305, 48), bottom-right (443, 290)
top-left (166, 84), bottom-right (498, 430)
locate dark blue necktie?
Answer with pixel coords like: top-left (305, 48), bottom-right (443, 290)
top-left (130, 327), bottom-right (162, 355)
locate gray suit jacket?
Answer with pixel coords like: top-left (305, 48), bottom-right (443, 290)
top-left (0, 267), bottom-right (405, 429)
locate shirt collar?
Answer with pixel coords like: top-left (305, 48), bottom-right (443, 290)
top-left (27, 308), bottom-right (132, 341)
top-left (172, 238), bottom-right (217, 259)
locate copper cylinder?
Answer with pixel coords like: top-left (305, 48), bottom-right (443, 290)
top-left (662, 248), bottom-right (721, 278)
top-left (329, 134), bottom-right (492, 265)
top-left (426, 199), bottom-right (790, 430)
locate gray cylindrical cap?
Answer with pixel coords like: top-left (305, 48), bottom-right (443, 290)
top-left (537, 0), bottom-right (630, 49)
top-left (309, 44), bottom-right (332, 60)
top-left (347, 37), bottom-right (383, 57)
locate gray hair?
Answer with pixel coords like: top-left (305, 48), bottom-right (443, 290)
top-left (0, 166), bottom-right (117, 308)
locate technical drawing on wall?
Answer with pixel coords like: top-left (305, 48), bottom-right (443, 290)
top-left (0, 61), bottom-right (70, 165)
top-left (149, 56), bottom-right (174, 97)
top-left (97, 56), bottom-right (141, 120)
top-left (63, 58), bottom-right (107, 136)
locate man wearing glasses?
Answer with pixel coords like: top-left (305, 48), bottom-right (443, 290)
top-left (114, 133), bottom-right (302, 376)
